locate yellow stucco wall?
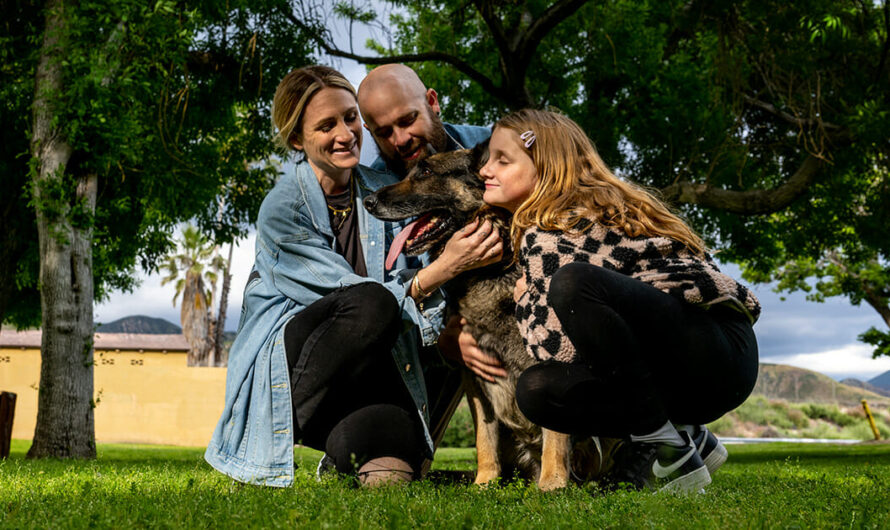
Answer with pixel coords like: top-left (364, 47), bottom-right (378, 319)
top-left (0, 346), bottom-right (226, 447)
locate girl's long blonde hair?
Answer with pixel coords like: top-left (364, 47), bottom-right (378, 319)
top-left (499, 109), bottom-right (706, 256)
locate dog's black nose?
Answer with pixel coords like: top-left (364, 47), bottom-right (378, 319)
top-left (362, 194), bottom-right (378, 211)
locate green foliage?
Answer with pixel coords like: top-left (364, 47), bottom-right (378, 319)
top-left (860, 327), bottom-right (890, 358)
top-left (160, 225), bottom-right (225, 307)
top-left (439, 399), bottom-right (475, 449)
top-left (365, 0), bottom-right (890, 354)
top-left (2, 440), bottom-right (890, 528)
top-left (802, 404), bottom-right (858, 427)
top-left (732, 396), bottom-right (810, 430)
top-left (1, 0), bottom-right (315, 326)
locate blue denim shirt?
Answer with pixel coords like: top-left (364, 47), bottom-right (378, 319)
top-left (204, 161), bottom-right (446, 487)
top-left (370, 122), bottom-right (491, 174)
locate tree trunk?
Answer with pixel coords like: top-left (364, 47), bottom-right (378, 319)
top-left (182, 271), bottom-right (211, 366)
top-left (214, 242), bottom-right (234, 367)
top-left (27, 0), bottom-right (97, 459)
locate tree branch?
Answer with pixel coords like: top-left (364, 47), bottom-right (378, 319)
top-left (660, 154), bottom-right (823, 214)
top-left (742, 94), bottom-right (842, 131)
top-left (473, 0), bottom-right (512, 61)
top-left (827, 252), bottom-right (890, 327)
top-left (518, 0), bottom-right (591, 63)
top-left (277, 5), bottom-right (504, 101)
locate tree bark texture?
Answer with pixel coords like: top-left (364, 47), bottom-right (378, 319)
top-left (182, 271), bottom-right (211, 366)
top-left (213, 242), bottom-right (234, 367)
top-left (27, 0), bottom-right (97, 459)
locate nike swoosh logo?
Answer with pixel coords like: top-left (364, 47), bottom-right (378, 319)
top-left (652, 448), bottom-right (694, 478)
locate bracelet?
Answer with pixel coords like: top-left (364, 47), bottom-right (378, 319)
top-left (412, 271), bottom-right (432, 299)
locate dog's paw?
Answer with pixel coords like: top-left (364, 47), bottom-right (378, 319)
top-left (473, 470), bottom-right (501, 486)
top-left (537, 472), bottom-right (569, 492)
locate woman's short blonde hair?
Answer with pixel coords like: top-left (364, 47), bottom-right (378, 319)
top-left (496, 108), bottom-right (706, 257)
top-left (271, 65), bottom-right (356, 151)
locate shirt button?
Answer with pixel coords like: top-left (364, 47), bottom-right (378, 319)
top-left (404, 363), bottom-right (411, 372)
top-left (370, 241), bottom-right (376, 246)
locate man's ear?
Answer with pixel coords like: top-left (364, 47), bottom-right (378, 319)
top-left (471, 138), bottom-right (490, 170)
top-left (426, 88), bottom-right (441, 115)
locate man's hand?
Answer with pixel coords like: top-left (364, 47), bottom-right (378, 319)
top-left (438, 315), bottom-right (506, 382)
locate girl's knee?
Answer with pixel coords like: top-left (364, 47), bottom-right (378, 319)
top-left (516, 363), bottom-right (565, 425)
top-left (548, 262), bottom-right (605, 316)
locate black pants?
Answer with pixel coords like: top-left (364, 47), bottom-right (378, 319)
top-left (516, 262), bottom-right (759, 438)
top-left (284, 282), bottom-right (425, 475)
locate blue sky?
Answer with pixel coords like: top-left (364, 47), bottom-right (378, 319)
top-left (95, 13), bottom-right (890, 383)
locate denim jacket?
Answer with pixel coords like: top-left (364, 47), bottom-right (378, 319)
top-left (204, 161), bottom-right (446, 487)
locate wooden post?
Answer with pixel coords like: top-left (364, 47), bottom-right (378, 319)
top-left (861, 399), bottom-right (881, 441)
top-left (0, 391), bottom-right (16, 458)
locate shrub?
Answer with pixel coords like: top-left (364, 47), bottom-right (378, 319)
top-left (734, 396), bottom-right (806, 430)
top-left (440, 399), bottom-right (475, 448)
top-left (786, 407), bottom-right (810, 429)
top-left (707, 415), bottom-right (737, 436)
top-left (799, 421), bottom-right (844, 439)
top-left (843, 413), bottom-right (890, 439)
top-left (801, 404), bottom-right (857, 427)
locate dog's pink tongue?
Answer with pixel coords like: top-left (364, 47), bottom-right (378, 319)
top-left (385, 218), bottom-right (421, 270)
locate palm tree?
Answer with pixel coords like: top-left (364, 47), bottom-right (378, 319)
top-left (161, 225), bottom-right (226, 366)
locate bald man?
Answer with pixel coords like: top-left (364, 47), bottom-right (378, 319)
top-left (358, 65), bottom-right (503, 458)
top-left (358, 64), bottom-right (490, 177)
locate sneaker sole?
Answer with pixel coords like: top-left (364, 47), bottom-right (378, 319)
top-left (703, 442), bottom-right (728, 475)
top-left (658, 465), bottom-right (711, 494)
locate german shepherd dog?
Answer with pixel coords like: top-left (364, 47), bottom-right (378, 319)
top-left (363, 142), bottom-right (618, 490)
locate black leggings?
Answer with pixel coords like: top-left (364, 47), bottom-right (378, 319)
top-left (516, 263), bottom-right (758, 438)
top-left (284, 282), bottom-right (425, 475)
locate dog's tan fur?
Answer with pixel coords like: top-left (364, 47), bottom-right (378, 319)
top-left (364, 144), bottom-right (618, 489)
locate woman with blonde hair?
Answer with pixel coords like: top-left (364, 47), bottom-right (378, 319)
top-left (205, 65), bottom-right (501, 487)
top-left (479, 108), bottom-right (759, 493)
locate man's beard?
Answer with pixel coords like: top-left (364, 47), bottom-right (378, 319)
top-left (378, 109), bottom-right (448, 176)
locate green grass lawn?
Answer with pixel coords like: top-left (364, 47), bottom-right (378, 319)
top-left (2, 439), bottom-right (889, 528)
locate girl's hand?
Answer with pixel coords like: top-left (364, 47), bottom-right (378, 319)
top-left (514, 275), bottom-right (528, 303)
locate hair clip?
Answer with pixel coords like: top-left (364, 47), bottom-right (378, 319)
top-left (520, 130), bottom-right (536, 148)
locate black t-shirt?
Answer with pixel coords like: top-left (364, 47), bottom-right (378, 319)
top-left (325, 186), bottom-right (367, 277)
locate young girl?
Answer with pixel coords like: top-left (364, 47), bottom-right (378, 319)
top-left (479, 109), bottom-right (760, 493)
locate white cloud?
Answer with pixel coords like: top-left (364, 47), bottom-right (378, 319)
top-left (769, 343), bottom-right (890, 382)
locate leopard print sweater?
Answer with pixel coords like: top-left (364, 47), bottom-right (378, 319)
top-left (515, 221), bottom-right (761, 363)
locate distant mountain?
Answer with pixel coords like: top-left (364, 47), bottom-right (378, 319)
top-left (840, 378), bottom-right (890, 398)
top-left (97, 315), bottom-right (181, 334)
top-left (754, 363), bottom-right (890, 407)
top-left (868, 370), bottom-right (890, 391)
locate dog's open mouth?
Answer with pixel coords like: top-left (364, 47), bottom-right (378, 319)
top-left (385, 211), bottom-right (455, 269)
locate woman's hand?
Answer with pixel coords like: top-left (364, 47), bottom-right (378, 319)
top-left (411, 219), bottom-right (503, 300)
top-left (438, 219), bottom-right (503, 276)
top-left (514, 275), bottom-right (528, 303)
top-left (438, 315), bottom-right (506, 382)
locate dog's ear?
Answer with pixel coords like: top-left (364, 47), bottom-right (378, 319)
top-left (471, 138), bottom-right (490, 170)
